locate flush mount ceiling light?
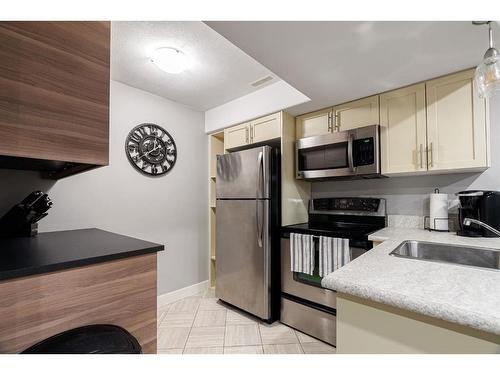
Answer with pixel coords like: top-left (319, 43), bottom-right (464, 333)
top-left (150, 47), bottom-right (189, 74)
top-left (473, 21), bottom-right (500, 99)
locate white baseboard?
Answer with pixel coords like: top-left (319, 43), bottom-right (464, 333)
top-left (157, 280), bottom-right (209, 308)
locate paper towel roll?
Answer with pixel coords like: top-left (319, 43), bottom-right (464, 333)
top-left (430, 192), bottom-right (448, 231)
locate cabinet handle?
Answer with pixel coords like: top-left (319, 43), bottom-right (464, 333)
top-left (419, 144), bottom-right (423, 169)
top-left (334, 113), bottom-right (340, 132)
top-left (327, 112), bottom-right (333, 132)
top-left (348, 133), bottom-right (355, 172)
top-left (245, 128), bottom-right (249, 143)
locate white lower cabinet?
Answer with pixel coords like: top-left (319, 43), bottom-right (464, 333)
top-left (380, 83), bottom-right (427, 174)
top-left (337, 294), bottom-right (500, 354)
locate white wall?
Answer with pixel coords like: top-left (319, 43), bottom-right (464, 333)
top-left (0, 81), bottom-right (208, 295)
top-left (204, 80), bottom-right (309, 133)
top-left (312, 95), bottom-right (500, 217)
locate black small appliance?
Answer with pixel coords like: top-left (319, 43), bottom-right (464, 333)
top-left (0, 191), bottom-right (53, 238)
top-left (22, 324), bottom-right (141, 354)
top-left (456, 190), bottom-right (500, 237)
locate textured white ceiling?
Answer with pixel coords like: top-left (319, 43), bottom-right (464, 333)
top-left (111, 21), bottom-right (280, 111)
top-left (206, 21), bottom-right (495, 116)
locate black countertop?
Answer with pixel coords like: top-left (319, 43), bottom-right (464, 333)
top-left (0, 228), bottom-right (164, 282)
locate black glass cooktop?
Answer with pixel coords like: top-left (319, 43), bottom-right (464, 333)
top-left (281, 197), bottom-right (386, 241)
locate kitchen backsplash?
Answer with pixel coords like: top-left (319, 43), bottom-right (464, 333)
top-left (311, 173), bottom-right (470, 233)
top-left (387, 215), bottom-right (424, 229)
top-left (311, 172), bottom-right (494, 216)
top-left (385, 214), bottom-right (459, 232)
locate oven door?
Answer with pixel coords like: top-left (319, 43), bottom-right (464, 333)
top-left (295, 125), bottom-right (380, 180)
top-left (280, 237), bottom-right (371, 309)
top-left (281, 237), bottom-right (336, 308)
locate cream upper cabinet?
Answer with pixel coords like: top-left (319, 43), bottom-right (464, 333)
top-left (380, 83), bottom-right (427, 174)
top-left (251, 112), bottom-right (281, 143)
top-left (333, 95), bottom-right (380, 132)
top-left (426, 70), bottom-right (489, 172)
top-left (293, 69), bottom-right (489, 176)
top-left (224, 122), bottom-right (250, 150)
top-left (224, 112), bottom-right (283, 151)
top-left (295, 108), bottom-right (333, 139)
top-left (295, 95), bottom-right (380, 138)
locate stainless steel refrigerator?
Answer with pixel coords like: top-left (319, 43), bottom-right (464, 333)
top-left (215, 145), bottom-right (279, 321)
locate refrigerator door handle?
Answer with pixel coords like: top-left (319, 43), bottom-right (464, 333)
top-left (256, 151), bottom-right (264, 198)
top-left (256, 200), bottom-right (263, 248)
top-left (256, 151), bottom-right (264, 247)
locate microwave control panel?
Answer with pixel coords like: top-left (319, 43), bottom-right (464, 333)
top-left (353, 137), bottom-right (375, 166)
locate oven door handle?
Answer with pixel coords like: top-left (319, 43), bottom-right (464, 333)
top-left (348, 133), bottom-right (356, 173)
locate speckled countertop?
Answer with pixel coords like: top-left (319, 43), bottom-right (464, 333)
top-left (321, 227), bottom-right (500, 335)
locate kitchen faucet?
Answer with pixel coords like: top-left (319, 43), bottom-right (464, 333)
top-left (463, 218), bottom-right (500, 237)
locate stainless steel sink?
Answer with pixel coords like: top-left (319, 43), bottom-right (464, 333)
top-left (389, 240), bottom-right (500, 271)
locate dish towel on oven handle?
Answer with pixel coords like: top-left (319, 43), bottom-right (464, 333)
top-left (290, 233), bottom-right (315, 275)
top-left (319, 236), bottom-right (351, 277)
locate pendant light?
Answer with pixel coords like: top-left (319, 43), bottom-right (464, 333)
top-left (473, 21), bottom-right (500, 99)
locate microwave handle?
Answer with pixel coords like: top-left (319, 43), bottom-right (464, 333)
top-left (348, 133), bottom-right (356, 172)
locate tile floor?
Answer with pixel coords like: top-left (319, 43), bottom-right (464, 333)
top-left (157, 288), bottom-right (336, 354)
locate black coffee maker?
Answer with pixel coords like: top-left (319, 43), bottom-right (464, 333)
top-left (456, 190), bottom-right (500, 237)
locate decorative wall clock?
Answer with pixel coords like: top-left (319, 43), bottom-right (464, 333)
top-left (125, 123), bottom-right (177, 176)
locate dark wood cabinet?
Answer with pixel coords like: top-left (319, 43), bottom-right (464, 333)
top-left (0, 21), bottom-right (110, 178)
top-left (0, 254), bottom-right (157, 353)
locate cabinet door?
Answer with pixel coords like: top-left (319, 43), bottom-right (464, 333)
top-left (380, 83), bottom-right (427, 174)
top-left (0, 22), bottom-right (110, 166)
top-left (426, 70), bottom-right (488, 171)
top-left (333, 95), bottom-right (379, 132)
top-left (295, 108), bottom-right (332, 139)
top-left (251, 112), bottom-right (281, 143)
top-left (224, 122), bottom-right (250, 150)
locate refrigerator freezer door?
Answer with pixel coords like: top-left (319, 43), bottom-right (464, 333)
top-left (215, 199), bottom-right (270, 319)
top-left (216, 146), bottom-right (271, 199)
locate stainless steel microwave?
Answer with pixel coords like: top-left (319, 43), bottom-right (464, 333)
top-left (295, 124), bottom-right (381, 180)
